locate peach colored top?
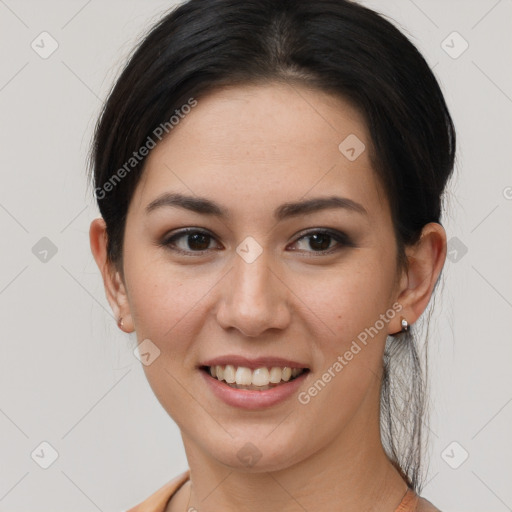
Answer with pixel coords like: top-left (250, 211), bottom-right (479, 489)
top-left (124, 469), bottom-right (441, 512)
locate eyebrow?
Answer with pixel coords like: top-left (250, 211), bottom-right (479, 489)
top-left (145, 192), bottom-right (368, 220)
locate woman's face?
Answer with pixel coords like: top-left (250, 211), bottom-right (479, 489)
top-left (117, 83), bottom-right (406, 470)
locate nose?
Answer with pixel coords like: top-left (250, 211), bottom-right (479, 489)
top-left (215, 249), bottom-right (291, 337)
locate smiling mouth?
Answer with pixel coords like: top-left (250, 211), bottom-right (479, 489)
top-left (199, 365), bottom-right (310, 391)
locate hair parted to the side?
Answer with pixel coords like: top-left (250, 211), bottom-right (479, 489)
top-left (87, 0), bottom-right (456, 492)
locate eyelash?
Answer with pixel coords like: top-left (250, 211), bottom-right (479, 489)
top-left (160, 228), bottom-right (354, 256)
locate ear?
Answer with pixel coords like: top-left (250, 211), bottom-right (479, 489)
top-left (89, 217), bottom-right (134, 332)
top-left (389, 222), bottom-right (447, 334)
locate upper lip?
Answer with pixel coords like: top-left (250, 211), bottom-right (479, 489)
top-left (199, 355), bottom-right (309, 370)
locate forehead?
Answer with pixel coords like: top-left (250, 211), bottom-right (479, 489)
top-left (130, 82), bottom-right (390, 223)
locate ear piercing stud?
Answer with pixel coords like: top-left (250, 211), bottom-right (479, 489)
top-left (390, 316), bottom-right (409, 336)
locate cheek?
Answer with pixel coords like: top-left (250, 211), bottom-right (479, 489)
top-left (293, 260), bottom-right (392, 344)
top-left (124, 254), bottom-right (226, 381)
top-left (128, 263), bottom-right (208, 415)
top-left (124, 250), bottom-right (205, 338)
top-left (293, 267), bottom-right (390, 421)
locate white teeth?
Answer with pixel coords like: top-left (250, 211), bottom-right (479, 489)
top-left (252, 367), bottom-right (269, 386)
top-left (223, 365), bottom-right (235, 383)
top-left (207, 365), bottom-right (306, 387)
top-left (235, 366), bottom-right (253, 386)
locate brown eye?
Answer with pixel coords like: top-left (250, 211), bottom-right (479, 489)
top-left (305, 233), bottom-right (334, 251)
top-left (290, 229), bottom-right (353, 255)
top-left (162, 229), bottom-right (220, 254)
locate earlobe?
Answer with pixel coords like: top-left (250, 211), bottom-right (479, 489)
top-left (390, 222), bottom-right (447, 334)
top-left (89, 217), bottom-right (134, 332)
top-left (111, 270), bottom-right (135, 332)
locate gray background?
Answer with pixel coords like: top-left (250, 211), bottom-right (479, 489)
top-left (0, 1), bottom-right (511, 511)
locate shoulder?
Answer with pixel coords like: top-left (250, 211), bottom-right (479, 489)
top-left (396, 488), bottom-right (442, 512)
top-left (416, 495), bottom-right (442, 512)
top-left (124, 469), bottom-right (191, 512)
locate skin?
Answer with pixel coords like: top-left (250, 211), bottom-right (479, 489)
top-left (90, 82), bottom-right (446, 512)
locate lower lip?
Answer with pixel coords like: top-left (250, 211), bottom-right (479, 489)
top-left (199, 368), bottom-right (310, 410)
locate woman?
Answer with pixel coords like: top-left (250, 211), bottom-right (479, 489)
top-left (88, 0), bottom-right (455, 510)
